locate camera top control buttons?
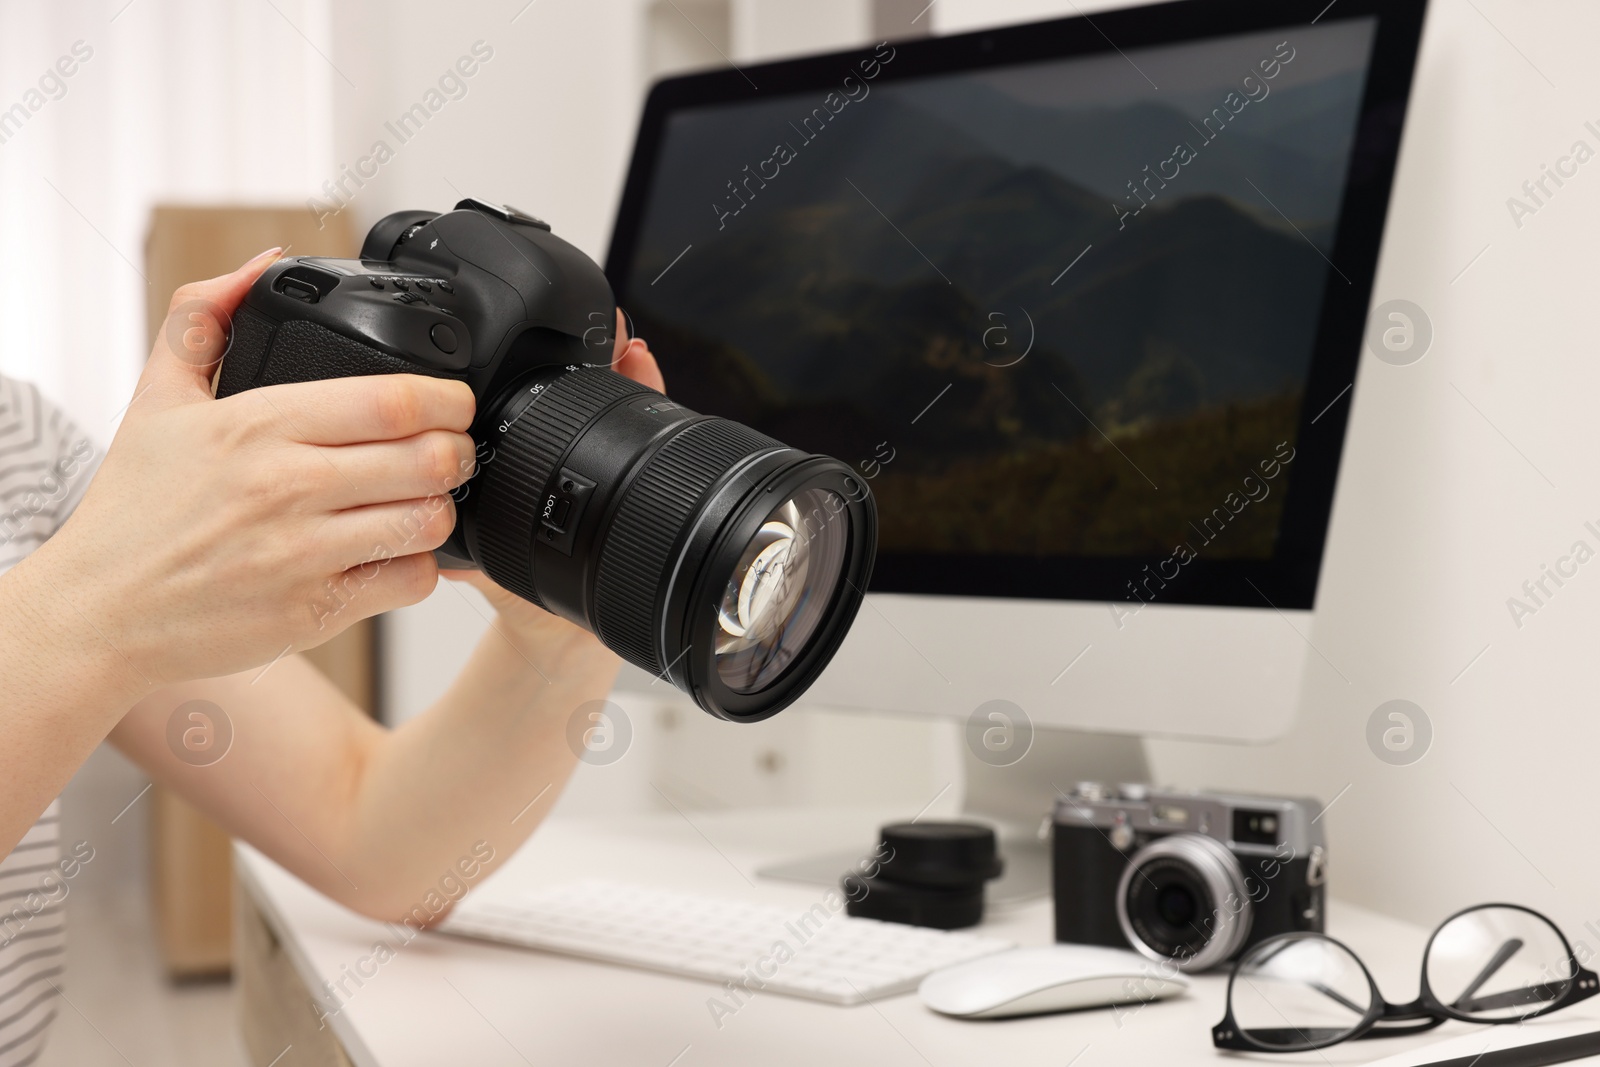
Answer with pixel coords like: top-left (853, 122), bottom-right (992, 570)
top-left (437, 280), bottom-right (454, 293)
top-left (393, 292), bottom-right (423, 305)
top-left (392, 279), bottom-right (410, 291)
top-left (368, 277), bottom-right (385, 289)
top-left (415, 280), bottom-right (432, 292)
top-left (278, 279), bottom-right (319, 304)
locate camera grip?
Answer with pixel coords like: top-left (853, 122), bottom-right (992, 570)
top-left (216, 311), bottom-right (456, 398)
top-left (214, 305), bottom-right (276, 398)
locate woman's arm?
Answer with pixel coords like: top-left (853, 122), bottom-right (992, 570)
top-left (108, 317), bottom-right (665, 923)
top-left (109, 608), bottom-right (615, 923)
top-left (0, 253), bottom-right (479, 855)
top-left (0, 549), bottom-right (155, 856)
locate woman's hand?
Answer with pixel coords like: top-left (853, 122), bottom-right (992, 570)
top-left (440, 309), bottom-right (662, 655)
top-left (14, 251), bottom-right (479, 694)
top-left (612, 307), bottom-right (664, 391)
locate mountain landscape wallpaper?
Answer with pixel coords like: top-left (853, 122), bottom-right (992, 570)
top-left (621, 20), bottom-right (1378, 561)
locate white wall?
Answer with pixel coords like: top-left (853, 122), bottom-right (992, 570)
top-left (324, 0), bottom-right (647, 267)
top-left (731, 0), bottom-right (871, 62)
top-left (0, 0), bottom-right (334, 433)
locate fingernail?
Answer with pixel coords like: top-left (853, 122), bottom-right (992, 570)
top-left (246, 247), bottom-right (283, 267)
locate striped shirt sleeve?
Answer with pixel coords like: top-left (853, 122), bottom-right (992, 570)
top-left (0, 376), bottom-right (102, 1065)
top-left (0, 376), bottom-right (101, 575)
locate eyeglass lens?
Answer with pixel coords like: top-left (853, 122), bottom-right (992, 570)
top-left (1229, 936), bottom-right (1374, 1049)
top-left (1425, 906), bottom-right (1574, 1021)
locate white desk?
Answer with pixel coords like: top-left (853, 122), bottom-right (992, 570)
top-left (233, 807), bottom-right (1589, 1067)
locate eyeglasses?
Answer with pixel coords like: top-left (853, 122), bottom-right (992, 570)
top-left (1212, 903), bottom-right (1600, 1053)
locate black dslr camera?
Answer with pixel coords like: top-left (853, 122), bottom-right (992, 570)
top-left (216, 198), bottom-right (876, 721)
top-left (1052, 784), bottom-right (1326, 971)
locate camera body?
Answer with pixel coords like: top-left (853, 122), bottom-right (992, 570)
top-left (215, 199), bottom-right (877, 721)
top-left (217, 198), bottom-right (617, 571)
top-left (1052, 784), bottom-right (1326, 971)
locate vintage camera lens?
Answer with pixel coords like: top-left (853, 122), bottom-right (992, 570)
top-left (466, 365), bottom-right (876, 722)
top-left (1116, 833), bottom-right (1252, 972)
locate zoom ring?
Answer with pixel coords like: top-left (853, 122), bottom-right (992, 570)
top-left (474, 369), bottom-right (649, 608)
top-left (593, 419), bottom-right (783, 675)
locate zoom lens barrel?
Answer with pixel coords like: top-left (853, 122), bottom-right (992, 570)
top-left (466, 365), bottom-right (876, 721)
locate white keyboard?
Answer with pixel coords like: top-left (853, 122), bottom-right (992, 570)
top-left (440, 879), bottom-right (1013, 1004)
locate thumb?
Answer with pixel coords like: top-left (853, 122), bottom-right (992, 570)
top-left (138, 247), bottom-right (283, 404)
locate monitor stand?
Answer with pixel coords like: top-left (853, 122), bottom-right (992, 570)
top-left (756, 727), bottom-right (1149, 907)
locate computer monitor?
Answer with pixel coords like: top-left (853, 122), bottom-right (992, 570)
top-left (606, 0), bottom-right (1427, 745)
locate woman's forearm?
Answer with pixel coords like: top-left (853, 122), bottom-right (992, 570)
top-left (0, 550), bottom-right (150, 853)
top-left (337, 625), bottom-right (620, 921)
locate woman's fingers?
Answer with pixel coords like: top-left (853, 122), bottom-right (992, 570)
top-left (316, 496), bottom-right (458, 573)
top-left (143, 248), bottom-right (283, 402)
top-left (614, 336), bottom-right (665, 392)
top-left (316, 551), bottom-right (441, 632)
top-left (610, 309), bottom-right (665, 390)
top-left (238, 374), bottom-right (476, 446)
top-left (613, 308), bottom-right (631, 363)
top-left (319, 430), bottom-right (476, 509)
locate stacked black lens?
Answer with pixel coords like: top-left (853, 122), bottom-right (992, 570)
top-left (843, 822), bottom-right (1004, 930)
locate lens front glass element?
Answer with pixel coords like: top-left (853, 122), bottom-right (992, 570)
top-left (714, 487), bottom-right (850, 693)
top-left (1230, 935), bottom-right (1373, 1050)
top-left (1425, 906), bottom-right (1574, 1021)
top-left (1126, 857), bottom-right (1216, 961)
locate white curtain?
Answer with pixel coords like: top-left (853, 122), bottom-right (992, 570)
top-left (0, 0), bottom-right (335, 432)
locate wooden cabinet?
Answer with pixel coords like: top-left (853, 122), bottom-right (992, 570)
top-left (143, 206), bottom-right (375, 979)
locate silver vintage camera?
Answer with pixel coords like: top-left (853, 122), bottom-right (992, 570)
top-left (1052, 784), bottom-right (1327, 972)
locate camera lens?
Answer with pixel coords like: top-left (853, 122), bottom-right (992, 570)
top-left (1116, 833), bottom-right (1252, 972)
top-left (1155, 884), bottom-right (1198, 927)
top-left (466, 365), bottom-right (876, 722)
top-left (714, 488), bottom-right (851, 692)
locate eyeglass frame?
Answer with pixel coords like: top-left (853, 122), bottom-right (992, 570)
top-left (1212, 903), bottom-right (1600, 1053)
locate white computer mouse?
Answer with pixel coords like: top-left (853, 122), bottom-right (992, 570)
top-left (918, 945), bottom-right (1188, 1019)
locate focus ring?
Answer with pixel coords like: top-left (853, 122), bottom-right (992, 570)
top-left (593, 419), bottom-right (782, 674)
top-left (474, 369), bottom-right (648, 607)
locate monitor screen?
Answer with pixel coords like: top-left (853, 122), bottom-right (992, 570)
top-left (608, 2), bottom-right (1421, 610)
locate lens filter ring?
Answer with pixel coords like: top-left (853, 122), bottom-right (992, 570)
top-left (1117, 833), bottom-right (1253, 972)
top-left (675, 459), bottom-right (876, 721)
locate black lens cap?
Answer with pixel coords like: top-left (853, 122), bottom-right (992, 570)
top-left (875, 821), bottom-right (1003, 888)
top-left (843, 875), bottom-right (986, 930)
